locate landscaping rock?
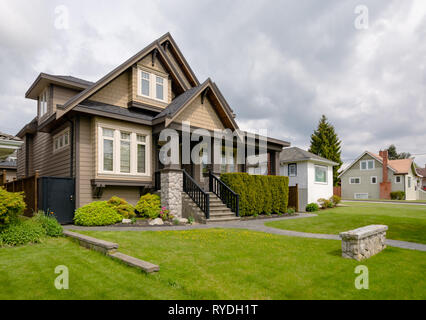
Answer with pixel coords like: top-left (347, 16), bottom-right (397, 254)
top-left (178, 218), bottom-right (188, 224)
top-left (122, 219), bottom-right (132, 224)
top-left (149, 218), bottom-right (164, 226)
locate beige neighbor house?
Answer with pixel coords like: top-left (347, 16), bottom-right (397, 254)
top-left (279, 147), bottom-right (338, 211)
top-left (339, 150), bottom-right (424, 201)
top-left (416, 166), bottom-right (426, 191)
top-left (16, 33), bottom-right (290, 223)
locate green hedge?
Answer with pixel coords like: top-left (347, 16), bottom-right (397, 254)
top-left (390, 191), bottom-right (405, 200)
top-left (220, 173), bottom-right (289, 216)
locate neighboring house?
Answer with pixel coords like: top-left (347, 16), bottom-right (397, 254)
top-left (279, 147), bottom-right (338, 211)
top-left (16, 33), bottom-right (290, 220)
top-left (416, 165), bottom-right (426, 191)
top-left (339, 150), bottom-right (422, 200)
top-left (0, 132), bottom-right (22, 182)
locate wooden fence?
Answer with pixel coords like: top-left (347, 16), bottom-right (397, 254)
top-left (0, 170), bottom-right (6, 185)
top-left (288, 184), bottom-right (299, 212)
top-left (333, 186), bottom-right (342, 197)
top-left (0, 171), bottom-right (39, 216)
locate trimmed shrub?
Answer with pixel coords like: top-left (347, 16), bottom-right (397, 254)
top-left (0, 187), bottom-right (26, 229)
top-left (306, 203), bottom-right (319, 212)
top-left (135, 193), bottom-right (162, 219)
top-left (318, 198), bottom-right (332, 209)
top-left (0, 219), bottom-right (45, 246)
top-left (220, 173), bottom-right (289, 216)
top-left (107, 196), bottom-right (136, 219)
top-left (330, 195), bottom-right (341, 207)
top-left (74, 201), bottom-right (122, 226)
top-left (34, 212), bottom-right (63, 237)
top-left (287, 207), bottom-right (296, 215)
top-left (390, 191), bottom-right (405, 200)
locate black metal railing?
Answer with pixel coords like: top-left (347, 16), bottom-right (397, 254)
top-left (154, 171), bottom-right (161, 190)
top-left (183, 170), bottom-right (210, 219)
top-left (209, 171), bottom-right (240, 217)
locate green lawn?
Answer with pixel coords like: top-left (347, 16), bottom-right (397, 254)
top-left (1, 229), bottom-right (425, 300)
top-left (266, 202), bottom-right (426, 244)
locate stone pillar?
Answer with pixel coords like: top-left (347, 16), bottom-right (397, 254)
top-left (160, 168), bottom-right (183, 218)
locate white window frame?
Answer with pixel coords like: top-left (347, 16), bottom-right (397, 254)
top-left (39, 88), bottom-right (48, 117)
top-left (354, 193), bottom-right (369, 199)
top-left (314, 165), bottom-right (328, 184)
top-left (408, 176), bottom-right (412, 188)
top-left (288, 163), bottom-right (297, 177)
top-left (360, 159), bottom-right (375, 170)
top-left (98, 124), bottom-right (151, 177)
top-left (370, 176), bottom-right (377, 184)
top-left (138, 68), bottom-right (168, 103)
top-left (395, 176), bottom-right (402, 184)
top-left (53, 128), bottom-right (70, 153)
top-left (349, 177), bottom-right (361, 184)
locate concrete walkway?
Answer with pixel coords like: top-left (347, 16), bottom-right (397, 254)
top-left (65, 214), bottom-right (426, 252)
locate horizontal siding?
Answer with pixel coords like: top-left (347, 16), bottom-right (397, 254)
top-left (52, 86), bottom-right (80, 112)
top-left (77, 116), bottom-right (94, 207)
top-left (99, 186), bottom-right (140, 206)
top-left (90, 71), bottom-right (131, 108)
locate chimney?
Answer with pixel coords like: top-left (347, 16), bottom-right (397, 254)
top-left (379, 150), bottom-right (391, 199)
top-left (381, 150), bottom-right (389, 183)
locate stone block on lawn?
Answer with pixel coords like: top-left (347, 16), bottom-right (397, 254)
top-left (108, 252), bottom-right (160, 273)
top-left (340, 225), bottom-right (388, 261)
top-left (63, 230), bottom-right (119, 254)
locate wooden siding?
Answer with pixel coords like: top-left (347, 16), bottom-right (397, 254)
top-left (174, 95), bottom-right (225, 130)
top-left (90, 70), bottom-right (131, 108)
top-left (16, 142), bottom-right (25, 179)
top-left (52, 85), bottom-right (80, 112)
top-left (98, 186), bottom-right (140, 205)
top-left (77, 116), bottom-right (95, 207)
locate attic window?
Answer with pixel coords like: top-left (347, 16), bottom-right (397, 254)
top-left (138, 69), bottom-right (167, 102)
top-left (39, 89), bottom-right (48, 117)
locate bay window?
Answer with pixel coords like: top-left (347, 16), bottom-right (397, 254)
top-left (98, 126), bottom-right (150, 176)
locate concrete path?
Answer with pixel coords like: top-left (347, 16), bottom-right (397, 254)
top-left (65, 214), bottom-right (426, 252)
top-left (342, 200), bottom-right (426, 206)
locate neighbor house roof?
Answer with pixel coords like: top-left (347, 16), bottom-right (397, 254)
top-left (280, 147), bottom-right (338, 166)
top-left (0, 132), bottom-right (22, 142)
top-left (371, 153), bottom-right (414, 174)
top-left (416, 167), bottom-right (426, 177)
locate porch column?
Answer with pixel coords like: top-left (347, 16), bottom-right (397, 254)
top-left (160, 166), bottom-right (183, 218)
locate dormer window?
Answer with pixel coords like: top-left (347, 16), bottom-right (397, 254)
top-left (138, 69), bottom-right (167, 102)
top-left (39, 89), bottom-right (48, 117)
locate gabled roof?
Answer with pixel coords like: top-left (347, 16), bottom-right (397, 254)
top-left (338, 150), bottom-right (417, 178)
top-left (280, 147), bottom-right (338, 166)
top-left (155, 78), bottom-right (239, 131)
top-left (59, 33), bottom-right (196, 117)
top-left (416, 167), bottom-right (426, 178)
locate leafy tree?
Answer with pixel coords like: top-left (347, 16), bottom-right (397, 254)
top-left (309, 115), bottom-right (342, 185)
top-left (387, 144), bottom-right (411, 160)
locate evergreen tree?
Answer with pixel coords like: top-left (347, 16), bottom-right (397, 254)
top-left (309, 115), bottom-right (342, 185)
top-left (387, 144), bottom-right (411, 160)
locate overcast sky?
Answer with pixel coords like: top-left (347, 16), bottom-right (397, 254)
top-left (1, 0), bottom-right (425, 166)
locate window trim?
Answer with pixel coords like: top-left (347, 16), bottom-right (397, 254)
top-left (53, 128), bottom-right (70, 153)
top-left (370, 176), bottom-right (377, 184)
top-left (137, 68), bottom-right (168, 103)
top-left (39, 88), bottom-right (48, 118)
top-left (97, 124), bottom-right (151, 177)
top-left (408, 176), bottom-right (412, 188)
top-left (360, 159), bottom-right (375, 170)
top-left (314, 165), bottom-right (328, 184)
top-left (395, 176), bottom-right (402, 184)
top-left (349, 177), bottom-right (361, 184)
top-left (288, 163), bottom-right (297, 177)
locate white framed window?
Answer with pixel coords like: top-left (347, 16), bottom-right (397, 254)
top-left (314, 165), bottom-right (328, 183)
top-left (98, 125), bottom-right (150, 176)
top-left (39, 89), bottom-right (48, 117)
top-left (355, 193), bottom-right (369, 199)
top-left (288, 163), bottom-right (297, 177)
top-left (371, 176), bottom-right (377, 184)
top-left (360, 159), bottom-right (375, 170)
top-left (349, 177), bottom-right (361, 184)
top-left (408, 176), bottom-right (412, 188)
top-left (53, 128), bottom-right (70, 153)
top-left (395, 176), bottom-right (402, 184)
top-left (138, 69), bottom-right (167, 102)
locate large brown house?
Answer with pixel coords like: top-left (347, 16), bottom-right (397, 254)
top-left (16, 33), bottom-right (289, 222)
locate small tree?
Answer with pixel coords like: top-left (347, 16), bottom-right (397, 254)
top-left (309, 115), bottom-right (342, 185)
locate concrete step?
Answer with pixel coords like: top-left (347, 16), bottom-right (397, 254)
top-left (108, 252), bottom-right (159, 273)
top-left (209, 205), bottom-right (231, 211)
top-left (207, 216), bottom-right (241, 223)
top-left (209, 211), bottom-right (236, 217)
